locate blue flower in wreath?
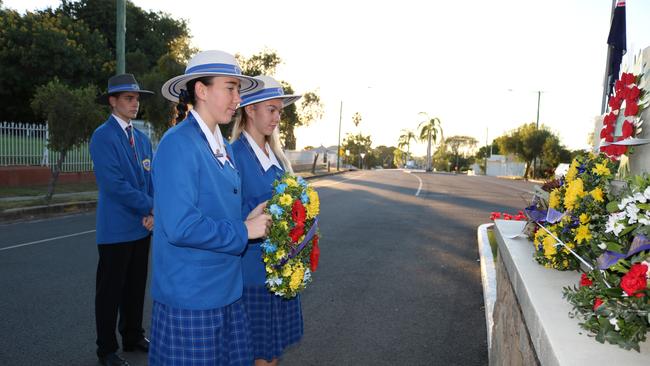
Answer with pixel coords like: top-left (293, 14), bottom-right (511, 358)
top-left (297, 176), bottom-right (307, 187)
top-left (301, 191), bottom-right (309, 204)
top-left (269, 204), bottom-right (284, 218)
top-left (261, 239), bottom-right (277, 254)
top-left (275, 183), bottom-right (288, 194)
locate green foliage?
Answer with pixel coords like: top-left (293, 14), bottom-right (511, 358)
top-left (0, 0), bottom-right (193, 123)
top-left (342, 133), bottom-right (372, 169)
top-left (31, 78), bottom-right (104, 152)
top-left (237, 50), bottom-right (323, 150)
top-left (0, 7), bottom-right (110, 121)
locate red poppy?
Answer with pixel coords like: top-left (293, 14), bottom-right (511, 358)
top-left (627, 85), bottom-right (641, 100)
top-left (291, 200), bottom-right (306, 225)
top-left (310, 235), bottom-right (320, 272)
top-left (579, 273), bottom-right (593, 287)
top-left (593, 297), bottom-right (604, 311)
top-left (608, 95), bottom-right (622, 110)
top-left (624, 101), bottom-right (639, 117)
top-left (621, 72), bottom-right (636, 86)
top-left (621, 120), bottom-right (635, 138)
top-left (289, 224), bottom-right (305, 243)
top-left (620, 263), bottom-right (648, 297)
top-left (603, 112), bottom-right (617, 126)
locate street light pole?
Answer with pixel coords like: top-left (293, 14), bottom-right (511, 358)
top-left (116, 0), bottom-right (126, 74)
top-left (337, 100), bottom-right (343, 171)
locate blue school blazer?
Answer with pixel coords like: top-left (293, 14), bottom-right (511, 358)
top-left (232, 134), bottom-right (284, 286)
top-left (151, 114), bottom-right (248, 310)
top-left (89, 116), bottom-right (154, 244)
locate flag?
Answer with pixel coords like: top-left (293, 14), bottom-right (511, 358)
top-left (606, 0), bottom-right (626, 98)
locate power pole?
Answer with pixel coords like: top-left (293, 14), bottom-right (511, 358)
top-left (337, 100), bottom-right (342, 170)
top-left (116, 0), bottom-right (126, 74)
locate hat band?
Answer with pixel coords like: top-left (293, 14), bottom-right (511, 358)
top-left (241, 87), bottom-right (284, 104)
top-left (186, 63), bottom-right (242, 75)
top-left (108, 83), bottom-right (141, 93)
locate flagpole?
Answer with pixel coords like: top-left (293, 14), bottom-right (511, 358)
top-left (600, 0), bottom-right (619, 115)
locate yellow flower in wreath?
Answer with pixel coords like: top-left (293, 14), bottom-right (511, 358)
top-left (282, 263), bottom-right (293, 277)
top-left (579, 213), bottom-right (590, 224)
top-left (564, 178), bottom-right (585, 211)
top-left (289, 263), bottom-right (305, 290)
top-left (279, 194), bottom-right (293, 207)
top-left (549, 189), bottom-right (560, 209)
top-left (542, 234), bottom-right (558, 258)
top-left (590, 187), bottom-right (604, 202)
top-left (285, 178), bottom-right (298, 188)
top-left (565, 160), bottom-right (579, 183)
top-left (305, 189), bottom-right (320, 219)
top-left (592, 162), bottom-right (611, 176)
top-left (574, 224), bottom-right (592, 244)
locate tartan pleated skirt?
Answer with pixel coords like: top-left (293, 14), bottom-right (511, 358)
top-left (242, 285), bottom-right (303, 361)
top-left (149, 300), bottom-right (253, 366)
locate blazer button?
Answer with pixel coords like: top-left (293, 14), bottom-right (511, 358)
top-left (233, 188), bottom-right (238, 194)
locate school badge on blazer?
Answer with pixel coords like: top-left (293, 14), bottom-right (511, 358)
top-left (142, 158), bottom-right (151, 171)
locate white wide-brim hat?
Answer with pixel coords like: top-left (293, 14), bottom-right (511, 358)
top-left (161, 50), bottom-right (263, 102)
top-left (239, 75), bottom-right (301, 108)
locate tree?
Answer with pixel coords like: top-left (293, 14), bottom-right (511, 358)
top-left (31, 79), bottom-right (104, 202)
top-left (372, 145), bottom-right (398, 168)
top-left (445, 135), bottom-right (478, 172)
top-left (397, 129), bottom-right (417, 166)
top-left (497, 123), bottom-right (552, 179)
top-left (418, 113), bottom-right (443, 172)
top-left (237, 49), bottom-right (323, 149)
top-left (342, 133), bottom-right (372, 169)
top-left (0, 7), bottom-right (111, 121)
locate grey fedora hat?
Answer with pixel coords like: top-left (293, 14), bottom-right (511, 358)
top-left (96, 73), bottom-right (154, 105)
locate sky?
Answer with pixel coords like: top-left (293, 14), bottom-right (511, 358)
top-left (4, 0), bottom-right (650, 155)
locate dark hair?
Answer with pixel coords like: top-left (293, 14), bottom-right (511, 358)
top-left (175, 76), bottom-right (214, 123)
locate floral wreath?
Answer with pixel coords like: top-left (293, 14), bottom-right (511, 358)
top-left (599, 71), bottom-right (647, 158)
top-left (262, 173), bottom-right (320, 298)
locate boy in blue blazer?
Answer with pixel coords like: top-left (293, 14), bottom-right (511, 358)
top-left (89, 74), bottom-right (155, 366)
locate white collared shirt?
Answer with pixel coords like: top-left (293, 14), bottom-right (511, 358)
top-left (243, 130), bottom-right (282, 172)
top-left (112, 114), bottom-right (132, 139)
top-left (190, 110), bottom-right (232, 167)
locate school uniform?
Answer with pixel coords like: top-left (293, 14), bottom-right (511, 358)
top-left (232, 131), bottom-right (304, 361)
top-left (89, 114), bottom-right (154, 357)
top-left (149, 111), bottom-right (252, 366)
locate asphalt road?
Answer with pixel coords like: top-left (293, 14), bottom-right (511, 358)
top-left (0, 170), bottom-right (535, 366)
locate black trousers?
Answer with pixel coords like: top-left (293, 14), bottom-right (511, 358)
top-left (95, 235), bottom-right (150, 356)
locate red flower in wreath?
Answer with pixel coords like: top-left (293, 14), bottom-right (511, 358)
top-left (579, 273), bottom-right (593, 287)
top-left (599, 71), bottom-right (645, 158)
top-left (620, 263), bottom-right (648, 298)
top-left (593, 297), bottom-right (604, 311)
top-left (291, 200), bottom-right (306, 225)
top-left (289, 223), bottom-right (305, 244)
top-left (310, 234), bottom-right (320, 272)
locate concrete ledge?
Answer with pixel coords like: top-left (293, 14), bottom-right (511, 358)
top-left (0, 200), bottom-right (96, 222)
top-left (492, 219), bottom-right (650, 365)
top-left (477, 223), bottom-right (496, 353)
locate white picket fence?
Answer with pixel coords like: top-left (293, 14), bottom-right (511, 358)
top-left (0, 121), bottom-right (156, 173)
top-left (1, 121), bottom-right (336, 173)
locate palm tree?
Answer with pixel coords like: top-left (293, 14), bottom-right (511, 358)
top-left (418, 113), bottom-right (443, 172)
top-left (397, 129), bottom-right (417, 167)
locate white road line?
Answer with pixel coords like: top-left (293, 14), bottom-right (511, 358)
top-left (0, 229), bottom-right (96, 252)
top-left (404, 170), bottom-right (423, 196)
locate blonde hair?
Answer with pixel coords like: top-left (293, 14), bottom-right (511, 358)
top-left (231, 106), bottom-right (294, 174)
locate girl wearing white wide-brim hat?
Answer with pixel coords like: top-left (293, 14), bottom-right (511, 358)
top-left (230, 75), bottom-right (303, 366)
top-left (150, 50), bottom-right (271, 366)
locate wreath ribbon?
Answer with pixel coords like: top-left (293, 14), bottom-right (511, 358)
top-left (275, 216), bottom-right (319, 268)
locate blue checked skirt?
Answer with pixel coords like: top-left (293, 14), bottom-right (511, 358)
top-left (149, 300), bottom-right (253, 366)
top-left (242, 285), bottom-right (303, 361)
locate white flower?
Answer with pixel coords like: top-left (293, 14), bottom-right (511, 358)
top-left (638, 216), bottom-right (650, 226)
top-left (609, 317), bottom-right (621, 331)
top-left (619, 196), bottom-right (633, 210)
top-left (598, 243), bottom-right (607, 250)
top-left (606, 212), bottom-right (627, 236)
top-left (634, 192), bottom-right (647, 203)
top-left (626, 204), bottom-right (640, 224)
top-left (265, 276), bottom-right (283, 287)
top-left (643, 186), bottom-right (650, 200)
top-left (302, 268), bottom-right (312, 283)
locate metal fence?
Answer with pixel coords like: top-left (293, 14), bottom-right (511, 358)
top-left (0, 120), bottom-right (156, 172)
top-left (0, 121), bottom-right (332, 173)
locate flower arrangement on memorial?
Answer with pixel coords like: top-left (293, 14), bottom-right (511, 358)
top-left (489, 211), bottom-right (527, 221)
top-left (562, 174), bottom-right (650, 351)
top-left (262, 173), bottom-right (320, 299)
top-left (526, 153), bottom-right (618, 270)
top-left (599, 71), bottom-right (648, 159)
